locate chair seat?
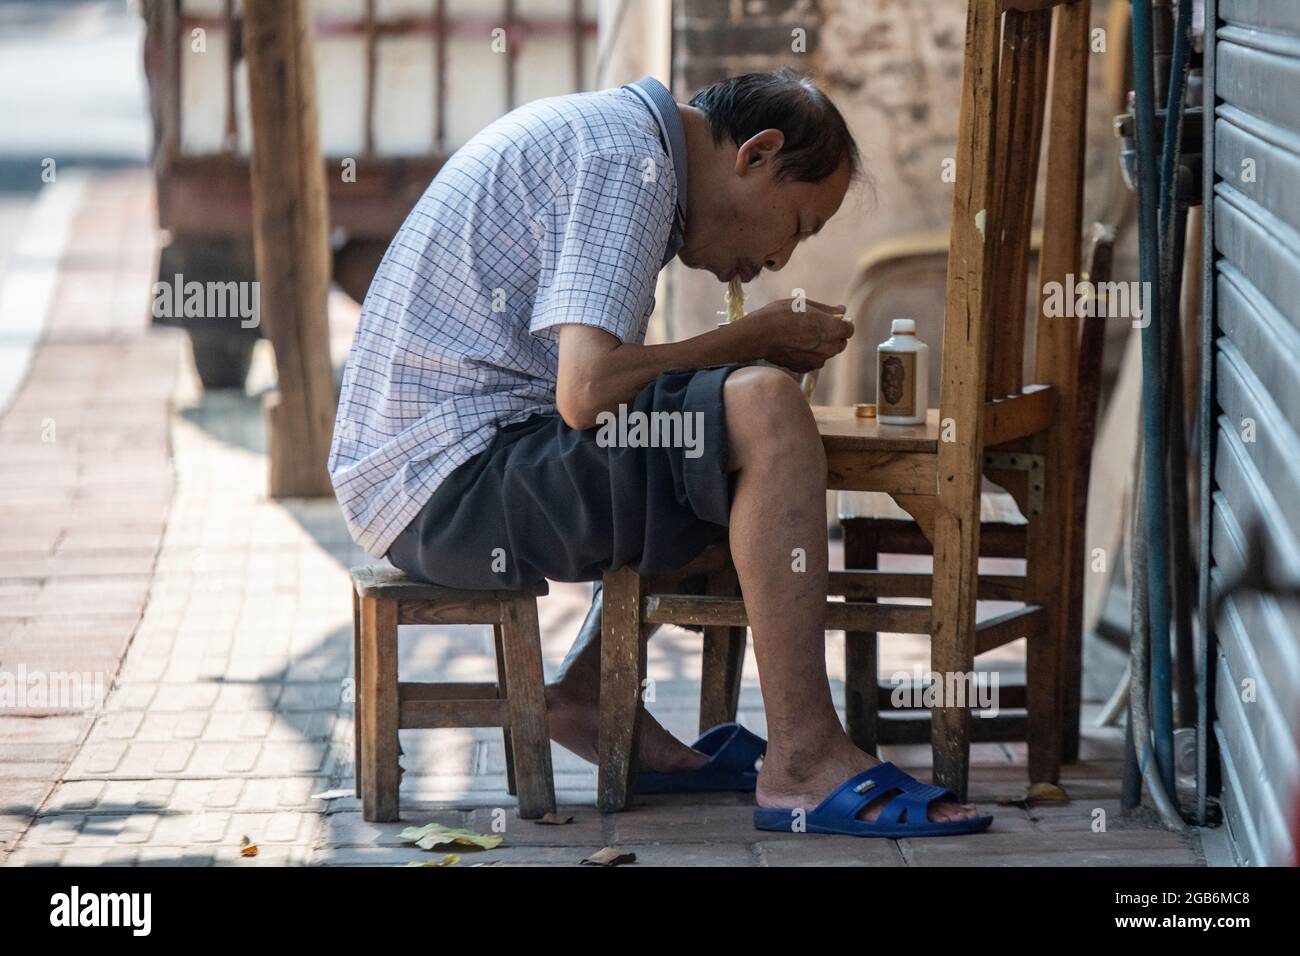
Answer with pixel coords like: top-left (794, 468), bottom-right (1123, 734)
top-left (351, 565), bottom-right (549, 602)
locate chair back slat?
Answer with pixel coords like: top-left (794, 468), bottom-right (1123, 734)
top-left (940, 0), bottom-right (1090, 424)
top-left (937, 0), bottom-right (1002, 448)
top-left (1033, 1), bottom-right (1091, 390)
top-left (986, 8), bottom-right (1054, 400)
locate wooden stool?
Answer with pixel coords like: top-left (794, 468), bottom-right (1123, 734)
top-left (350, 566), bottom-right (555, 822)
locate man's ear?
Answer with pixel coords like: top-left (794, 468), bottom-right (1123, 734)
top-left (734, 128), bottom-right (785, 177)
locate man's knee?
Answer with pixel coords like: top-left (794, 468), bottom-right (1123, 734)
top-left (725, 365), bottom-right (806, 415)
top-left (723, 365), bottom-right (823, 465)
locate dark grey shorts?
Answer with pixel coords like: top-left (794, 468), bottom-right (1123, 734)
top-left (386, 364), bottom-right (746, 590)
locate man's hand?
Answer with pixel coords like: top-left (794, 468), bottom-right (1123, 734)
top-left (744, 298), bottom-right (854, 373)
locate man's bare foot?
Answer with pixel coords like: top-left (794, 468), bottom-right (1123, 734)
top-left (544, 684), bottom-right (709, 773)
top-left (757, 739), bottom-right (981, 824)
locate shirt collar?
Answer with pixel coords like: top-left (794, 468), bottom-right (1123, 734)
top-left (624, 76), bottom-right (688, 228)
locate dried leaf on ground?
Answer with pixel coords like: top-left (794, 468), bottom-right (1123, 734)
top-left (1027, 782), bottom-right (1071, 805)
top-left (399, 822), bottom-right (503, 851)
top-left (994, 782), bottom-right (1072, 809)
top-left (535, 812), bottom-right (575, 826)
top-left (404, 854), bottom-right (459, 867)
top-left (239, 835), bottom-right (258, 857)
top-left (581, 846), bottom-right (636, 867)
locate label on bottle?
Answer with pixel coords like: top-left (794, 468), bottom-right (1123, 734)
top-left (878, 349), bottom-right (917, 418)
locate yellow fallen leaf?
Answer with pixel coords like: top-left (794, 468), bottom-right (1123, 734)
top-left (399, 823), bottom-right (502, 851)
top-left (1026, 782), bottom-right (1071, 805)
top-left (404, 854), bottom-right (459, 867)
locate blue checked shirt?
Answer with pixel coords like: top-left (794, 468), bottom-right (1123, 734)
top-left (329, 78), bottom-right (688, 558)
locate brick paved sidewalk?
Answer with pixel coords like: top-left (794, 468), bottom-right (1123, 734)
top-left (0, 170), bottom-right (178, 862)
top-left (1, 171), bottom-right (1206, 867)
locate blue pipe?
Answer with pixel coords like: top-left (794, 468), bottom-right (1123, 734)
top-left (1159, 0), bottom-right (1195, 792)
top-left (1159, 1), bottom-right (1194, 246)
top-left (1130, 0), bottom-right (1177, 798)
top-left (1158, 0), bottom-right (1195, 800)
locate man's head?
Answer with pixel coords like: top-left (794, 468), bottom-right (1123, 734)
top-left (677, 68), bottom-right (863, 283)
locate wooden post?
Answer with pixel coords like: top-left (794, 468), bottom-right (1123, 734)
top-left (359, 594), bottom-right (399, 822)
top-left (930, 0), bottom-right (1002, 801)
top-left (1025, 0), bottom-right (1091, 784)
top-left (242, 0), bottom-right (337, 498)
top-left (597, 567), bottom-right (646, 812)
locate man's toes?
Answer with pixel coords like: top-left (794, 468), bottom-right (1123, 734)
top-left (929, 799), bottom-right (977, 822)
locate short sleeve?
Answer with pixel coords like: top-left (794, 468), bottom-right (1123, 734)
top-left (529, 152), bottom-right (676, 344)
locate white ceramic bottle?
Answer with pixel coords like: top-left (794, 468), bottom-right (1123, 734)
top-left (876, 318), bottom-right (929, 425)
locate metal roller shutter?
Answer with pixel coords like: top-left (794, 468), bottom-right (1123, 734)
top-left (1207, 0), bottom-right (1300, 867)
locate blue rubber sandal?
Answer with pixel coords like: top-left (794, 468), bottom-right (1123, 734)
top-left (753, 762), bottom-right (993, 837)
top-left (633, 723), bottom-right (766, 794)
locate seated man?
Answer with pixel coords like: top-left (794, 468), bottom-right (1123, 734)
top-left (330, 69), bottom-right (987, 836)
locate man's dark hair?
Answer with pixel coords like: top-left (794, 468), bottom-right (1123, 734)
top-left (688, 68), bottom-right (863, 184)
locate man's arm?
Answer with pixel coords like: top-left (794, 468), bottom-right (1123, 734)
top-left (555, 298), bottom-right (854, 430)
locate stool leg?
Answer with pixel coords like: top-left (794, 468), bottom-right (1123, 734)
top-left (843, 521), bottom-right (880, 752)
top-left (492, 623), bottom-right (517, 797)
top-left (352, 586), bottom-right (363, 798)
top-left (499, 598), bottom-right (555, 819)
top-left (700, 625), bottom-right (747, 735)
top-left (597, 567), bottom-right (645, 813)
top-left (359, 594), bottom-right (400, 822)
top-left (931, 526), bottom-right (977, 802)
top-left (699, 568), bottom-right (746, 734)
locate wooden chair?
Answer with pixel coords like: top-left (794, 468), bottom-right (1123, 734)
top-left (839, 222), bottom-right (1116, 761)
top-left (596, 0), bottom-right (1096, 812)
top-left (351, 566), bottom-right (555, 822)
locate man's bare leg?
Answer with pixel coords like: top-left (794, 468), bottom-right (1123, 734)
top-left (545, 588), bottom-right (708, 772)
top-left (723, 366), bottom-right (979, 823)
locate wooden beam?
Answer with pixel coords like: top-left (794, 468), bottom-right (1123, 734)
top-left (1062, 223), bottom-right (1117, 761)
top-left (983, 384), bottom-right (1055, 446)
top-left (975, 604), bottom-right (1046, 654)
top-left (1001, 0), bottom-right (1080, 11)
top-left (643, 595), bottom-right (933, 635)
top-left (877, 682), bottom-right (1029, 711)
top-left (890, 492), bottom-right (938, 542)
top-left (831, 569), bottom-right (1026, 601)
top-left (698, 567), bottom-right (746, 735)
top-left (358, 595), bottom-right (399, 821)
top-left (825, 451), bottom-right (938, 496)
top-left (399, 698), bottom-right (507, 728)
top-left (843, 523), bottom-right (881, 752)
top-left (930, 0), bottom-right (1002, 801)
top-left (156, 154), bottom-right (443, 238)
top-left (598, 568), bottom-right (645, 812)
top-left (877, 711), bottom-right (1029, 744)
top-left (243, 0), bottom-right (338, 498)
top-left (398, 602), bottom-right (508, 626)
top-left (497, 598), bottom-right (555, 818)
top-left (986, 8), bottom-right (1052, 399)
top-left (840, 516), bottom-right (1029, 558)
top-left (1024, 0), bottom-right (1091, 785)
top-left (398, 681), bottom-right (500, 702)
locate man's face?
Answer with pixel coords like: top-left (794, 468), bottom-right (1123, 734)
top-left (678, 130), bottom-right (852, 283)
